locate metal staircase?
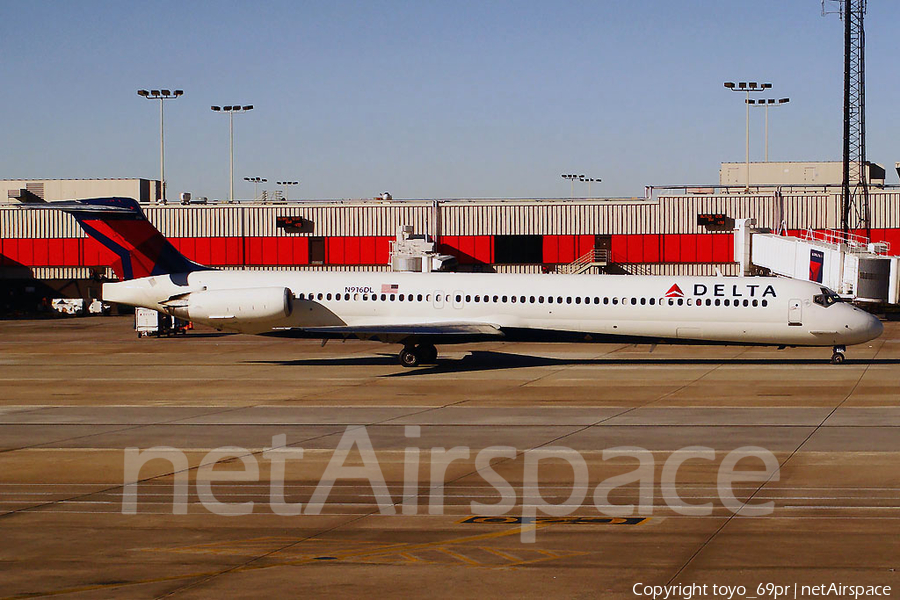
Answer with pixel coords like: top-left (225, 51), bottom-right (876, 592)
top-left (557, 249), bottom-right (609, 274)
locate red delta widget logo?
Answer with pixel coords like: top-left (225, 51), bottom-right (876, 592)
top-left (664, 283), bottom-right (778, 298)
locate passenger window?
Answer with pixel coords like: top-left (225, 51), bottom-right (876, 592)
top-left (474, 295), bottom-right (480, 302)
top-left (724, 299), bottom-right (730, 306)
top-left (631, 298), bottom-right (637, 305)
top-left (530, 296), bottom-right (535, 303)
top-left (538, 296), bottom-right (544, 303)
top-left (318, 293), bottom-right (324, 300)
top-left (677, 298), bottom-right (684, 306)
top-left (511, 296), bottom-right (517, 303)
top-left (502, 296), bottom-right (508, 303)
top-left (743, 299), bottom-right (749, 307)
top-left (520, 296), bottom-right (526, 303)
top-left (762, 299), bottom-right (768, 307)
top-left (418, 294), bottom-right (423, 301)
top-left (714, 299), bottom-right (720, 306)
top-left (381, 294), bottom-right (386, 301)
top-left (390, 294), bottom-right (396, 301)
top-left (649, 298), bottom-right (655, 305)
top-left (575, 297), bottom-right (581, 304)
top-left (604, 297), bottom-right (609, 305)
top-left (668, 299), bottom-right (674, 306)
top-left (613, 298), bottom-right (619, 305)
top-left (548, 296), bottom-right (554, 304)
top-left (594, 297), bottom-right (600, 304)
top-left (640, 298), bottom-right (646, 305)
top-left (399, 294), bottom-right (405, 301)
top-left (566, 297), bottom-right (572, 304)
top-left (456, 295), bottom-right (462, 303)
top-left (752, 299), bottom-right (758, 307)
top-left (494, 295), bottom-right (500, 302)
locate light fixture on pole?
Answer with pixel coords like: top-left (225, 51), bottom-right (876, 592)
top-left (137, 89), bottom-right (183, 204)
top-left (746, 98), bottom-right (790, 162)
top-left (724, 82), bottom-right (772, 190)
top-left (277, 181), bottom-right (299, 201)
top-left (243, 176), bottom-right (267, 200)
top-left (578, 175), bottom-right (601, 198)
top-left (561, 174), bottom-right (583, 198)
top-left (211, 104), bottom-right (254, 202)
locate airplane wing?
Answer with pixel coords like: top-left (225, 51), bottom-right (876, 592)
top-left (272, 322), bottom-right (504, 343)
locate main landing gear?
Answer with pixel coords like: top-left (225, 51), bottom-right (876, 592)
top-left (398, 343), bottom-right (438, 367)
top-left (831, 345), bottom-right (846, 365)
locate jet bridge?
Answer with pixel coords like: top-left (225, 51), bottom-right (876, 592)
top-left (735, 219), bottom-right (900, 305)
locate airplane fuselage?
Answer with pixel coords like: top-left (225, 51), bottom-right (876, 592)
top-left (103, 270), bottom-right (883, 349)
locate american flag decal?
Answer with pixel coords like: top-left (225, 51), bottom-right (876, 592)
top-left (381, 283), bottom-right (399, 293)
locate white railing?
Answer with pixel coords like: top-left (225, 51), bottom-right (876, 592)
top-left (557, 249), bottom-right (609, 274)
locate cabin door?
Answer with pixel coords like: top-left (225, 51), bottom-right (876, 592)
top-left (788, 298), bottom-right (803, 326)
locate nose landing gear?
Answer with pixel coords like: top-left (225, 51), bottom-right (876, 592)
top-left (831, 345), bottom-right (846, 365)
top-left (398, 343), bottom-right (438, 367)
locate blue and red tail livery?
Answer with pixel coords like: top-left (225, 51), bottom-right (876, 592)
top-left (38, 197), bottom-right (209, 280)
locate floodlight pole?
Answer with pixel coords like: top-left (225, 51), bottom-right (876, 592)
top-left (724, 82), bottom-right (772, 190)
top-left (211, 105), bottom-right (253, 202)
top-left (137, 89), bottom-right (183, 203)
top-left (747, 98), bottom-right (790, 162)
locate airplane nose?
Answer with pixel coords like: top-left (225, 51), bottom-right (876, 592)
top-left (849, 308), bottom-right (883, 343)
top-left (864, 312), bottom-right (884, 341)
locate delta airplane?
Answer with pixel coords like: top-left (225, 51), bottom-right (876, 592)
top-left (33, 198), bottom-right (882, 366)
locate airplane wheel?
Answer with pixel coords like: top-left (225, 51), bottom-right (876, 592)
top-left (831, 352), bottom-right (845, 365)
top-left (418, 343), bottom-right (438, 363)
top-left (399, 347), bottom-right (421, 368)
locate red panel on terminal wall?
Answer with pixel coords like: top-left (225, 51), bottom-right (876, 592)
top-left (375, 236), bottom-right (392, 265)
top-left (626, 235), bottom-right (643, 263)
top-left (31, 238), bottom-right (49, 267)
top-left (3, 239), bottom-right (19, 265)
top-left (611, 235), bottom-right (627, 263)
top-left (181, 238), bottom-right (198, 262)
top-left (643, 235), bottom-right (660, 263)
top-left (194, 237), bottom-right (212, 266)
top-left (439, 236), bottom-right (458, 258)
top-left (578, 235), bottom-right (594, 257)
top-left (474, 236), bottom-right (492, 263)
top-left (246, 237), bottom-right (262, 265)
top-left (210, 237), bottom-right (227, 265)
top-left (261, 237), bottom-right (278, 266)
top-left (328, 236), bottom-right (344, 265)
top-left (542, 235), bottom-right (558, 264)
top-left (558, 235), bottom-right (576, 263)
top-left (293, 237), bottom-right (309, 264)
top-left (712, 234), bottom-right (733, 263)
top-left (457, 236), bottom-right (475, 264)
top-left (344, 236), bottom-right (361, 265)
top-left (48, 239), bottom-right (65, 266)
top-left (360, 236), bottom-right (377, 264)
top-left (696, 234), bottom-right (713, 263)
top-left (83, 237), bottom-right (114, 267)
top-left (276, 237), bottom-right (293, 265)
top-left (681, 234), bottom-right (697, 262)
top-left (225, 237), bottom-right (242, 265)
top-left (662, 234), bottom-right (680, 263)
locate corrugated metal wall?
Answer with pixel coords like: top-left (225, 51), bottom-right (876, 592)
top-left (4, 193), bottom-right (900, 280)
top-left (441, 200), bottom-right (659, 235)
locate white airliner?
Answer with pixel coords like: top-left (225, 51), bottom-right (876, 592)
top-left (35, 198), bottom-right (883, 366)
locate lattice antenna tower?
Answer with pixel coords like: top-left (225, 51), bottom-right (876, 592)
top-left (823, 0), bottom-right (869, 241)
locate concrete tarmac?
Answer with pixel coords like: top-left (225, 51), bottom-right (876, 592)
top-left (0, 316), bottom-right (898, 599)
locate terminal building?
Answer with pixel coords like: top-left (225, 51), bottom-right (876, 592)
top-left (2, 170), bottom-right (899, 312)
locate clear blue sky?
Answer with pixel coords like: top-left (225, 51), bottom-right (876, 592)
top-left (1, 1), bottom-right (898, 200)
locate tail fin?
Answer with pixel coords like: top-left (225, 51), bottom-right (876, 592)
top-left (29, 197), bottom-right (209, 280)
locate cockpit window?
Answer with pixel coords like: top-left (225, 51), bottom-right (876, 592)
top-left (813, 287), bottom-right (842, 308)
